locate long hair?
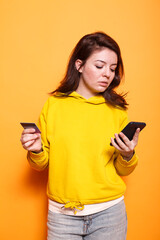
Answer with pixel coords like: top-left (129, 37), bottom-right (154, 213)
top-left (51, 32), bottom-right (128, 109)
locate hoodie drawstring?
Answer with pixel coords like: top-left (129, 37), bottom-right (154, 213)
top-left (61, 201), bottom-right (84, 214)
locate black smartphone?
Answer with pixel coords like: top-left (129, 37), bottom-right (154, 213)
top-left (110, 121), bottom-right (146, 146)
top-left (20, 122), bottom-right (41, 133)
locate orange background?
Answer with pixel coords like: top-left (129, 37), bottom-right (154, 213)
top-left (0, 0), bottom-right (160, 239)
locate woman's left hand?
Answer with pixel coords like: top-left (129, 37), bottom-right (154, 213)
top-left (110, 128), bottom-right (140, 161)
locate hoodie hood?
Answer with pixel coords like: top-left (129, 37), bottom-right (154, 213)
top-left (55, 91), bottom-right (106, 105)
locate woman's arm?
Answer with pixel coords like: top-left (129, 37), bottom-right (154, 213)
top-left (111, 128), bottom-right (140, 160)
top-left (20, 100), bottom-right (50, 171)
top-left (112, 129), bottom-right (140, 176)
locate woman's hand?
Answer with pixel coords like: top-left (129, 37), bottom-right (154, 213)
top-left (110, 128), bottom-right (140, 161)
top-left (20, 128), bottom-right (42, 153)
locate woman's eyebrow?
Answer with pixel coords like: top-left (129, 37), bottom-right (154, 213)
top-left (95, 60), bottom-right (117, 66)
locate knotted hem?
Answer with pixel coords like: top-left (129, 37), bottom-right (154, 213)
top-left (61, 201), bottom-right (84, 215)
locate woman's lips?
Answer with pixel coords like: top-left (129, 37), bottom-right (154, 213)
top-left (98, 81), bottom-right (108, 87)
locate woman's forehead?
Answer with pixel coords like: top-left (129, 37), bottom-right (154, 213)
top-left (87, 48), bottom-right (118, 63)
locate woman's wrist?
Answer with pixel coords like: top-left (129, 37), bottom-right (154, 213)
top-left (121, 150), bottom-right (135, 161)
top-left (32, 148), bottom-right (43, 154)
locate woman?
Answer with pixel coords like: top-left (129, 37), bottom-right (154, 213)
top-left (20, 32), bottom-right (140, 240)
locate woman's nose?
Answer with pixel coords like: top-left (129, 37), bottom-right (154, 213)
top-left (103, 67), bottom-right (110, 78)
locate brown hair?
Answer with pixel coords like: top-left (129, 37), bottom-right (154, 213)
top-left (51, 32), bottom-right (128, 109)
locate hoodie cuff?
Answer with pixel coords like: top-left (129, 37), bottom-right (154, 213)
top-left (28, 149), bottom-right (46, 161)
top-left (116, 151), bottom-right (138, 167)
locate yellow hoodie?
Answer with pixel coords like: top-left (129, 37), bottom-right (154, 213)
top-left (28, 91), bottom-right (138, 209)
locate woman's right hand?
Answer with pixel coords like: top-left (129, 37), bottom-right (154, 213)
top-left (20, 128), bottom-right (42, 153)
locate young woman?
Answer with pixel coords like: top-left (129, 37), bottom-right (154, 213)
top-left (20, 32), bottom-right (140, 240)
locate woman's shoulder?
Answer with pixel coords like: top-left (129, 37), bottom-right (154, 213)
top-left (44, 94), bottom-right (62, 105)
top-left (108, 103), bottom-right (128, 116)
top-left (39, 95), bottom-right (60, 114)
top-left (108, 105), bottom-right (128, 126)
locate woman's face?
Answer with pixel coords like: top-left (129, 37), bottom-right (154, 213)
top-left (75, 48), bottom-right (118, 99)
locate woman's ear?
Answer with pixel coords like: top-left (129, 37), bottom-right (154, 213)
top-left (75, 59), bottom-right (83, 73)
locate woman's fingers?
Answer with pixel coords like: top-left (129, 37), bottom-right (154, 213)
top-left (132, 128), bottom-right (140, 146)
top-left (22, 128), bottom-right (36, 135)
top-left (111, 128), bottom-right (141, 160)
top-left (117, 128), bottom-right (140, 150)
top-left (114, 133), bottom-right (129, 149)
top-left (20, 134), bottom-right (38, 145)
top-left (22, 139), bottom-right (36, 149)
top-left (110, 137), bottom-right (121, 149)
top-left (110, 135), bottom-right (127, 151)
top-left (20, 128), bottom-right (42, 152)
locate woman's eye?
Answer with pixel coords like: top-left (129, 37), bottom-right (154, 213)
top-left (96, 66), bottom-right (103, 69)
top-left (111, 69), bottom-right (116, 72)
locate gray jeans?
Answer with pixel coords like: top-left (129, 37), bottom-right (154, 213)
top-left (47, 199), bottom-right (128, 240)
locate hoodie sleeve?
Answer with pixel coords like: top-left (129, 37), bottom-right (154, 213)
top-left (114, 151), bottom-right (138, 176)
top-left (27, 99), bottom-right (49, 171)
top-left (114, 109), bottom-right (138, 176)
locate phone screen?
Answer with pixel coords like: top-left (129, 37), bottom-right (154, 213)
top-left (20, 122), bottom-right (41, 133)
top-left (121, 122), bottom-right (146, 140)
top-left (110, 121), bottom-right (146, 146)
